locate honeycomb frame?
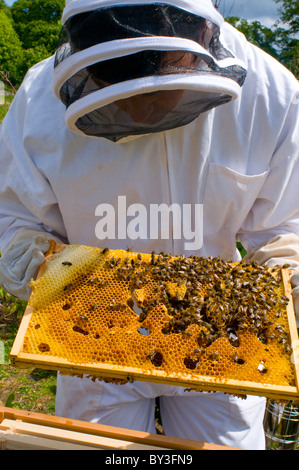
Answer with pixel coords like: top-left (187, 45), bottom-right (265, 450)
top-left (11, 243), bottom-right (299, 402)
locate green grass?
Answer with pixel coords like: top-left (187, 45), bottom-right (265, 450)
top-left (0, 287), bottom-right (57, 414)
top-left (0, 92), bottom-right (14, 122)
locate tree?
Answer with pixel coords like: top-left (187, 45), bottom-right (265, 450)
top-left (10, 0), bottom-right (64, 73)
top-left (0, 0), bottom-right (12, 17)
top-left (223, 0), bottom-right (298, 77)
top-left (10, 0), bottom-right (64, 24)
top-left (274, 0), bottom-right (299, 37)
top-left (15, 19), bottom-right (63, 51)
top-left (274, 0), bottom-right (299, 75)
top-left (228, 17), bottom-right (280, 61)
top-left (0, 9), bottom-right (24, 84)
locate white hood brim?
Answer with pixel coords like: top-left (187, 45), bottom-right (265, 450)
top-left (62, 0), bottom-right (224, 27)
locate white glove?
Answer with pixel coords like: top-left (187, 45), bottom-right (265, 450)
top-left (244, 233), bottom-right (299, 327)
top-left (0, 228), bottom-right (61, 301)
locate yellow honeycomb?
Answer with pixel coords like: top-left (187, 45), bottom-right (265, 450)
top-left (16, 244), bottom-right (298, 395)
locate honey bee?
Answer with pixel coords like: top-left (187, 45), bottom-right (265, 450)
top-left (109, 300), bottom-right (127, 311)
top-left (284, 343), bottom-right (291, 353)
top-left (209, 351), bottom-right (219, 360)
top-left (63, 283), bottom-right (73, 291)
top-left (147, 350), bottom-right (163, 367)
top-left (79, 315), bottom-right (88, 321)
top-left (258, 363), bottom-right (268, 374)
top-left (86, 277), bottom-right (98, 285)
top-left (62, 303), bottom-right (71, 311)
top-left (233, 353), bottom-right (245, 365)
top-left (138, 310), bottom-right (149, 322)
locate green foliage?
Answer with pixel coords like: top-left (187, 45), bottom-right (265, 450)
top-left (0, 286), bottom-right (57, 415)
top-left (5, 391), bottom-right (15, 407)
top-left (10, 0), bottom-right (64, 24)
top-left (237, 242), bottom-right (247, 259)
top-left (0, 0), bottom-right (10, 14)
top-left (0, 89), bottom-right (13, 122)
top-left (15, 19), bottom-right (62, 51)
top-left (0, 287), bottom-right (27, 363)
top-left (1, 0), bottom-right (298, 86)
top-left (11, 0), bottom-right (64, 54)
top-left (0, 0), bottom-right (64, 85)
top-left (278, 37), bottom-right (299, 76)
top-left (0, 10), bottom-right (24, 84)
top-left (274, 0), bottom-right (299, 76)
top-left (274, 0), bottom-right (299, 36)
top-left (228, 17), bottom-right (280, 60)
top-left (227, 0), bottom-right (298, 78)
top-left (3, 0), bottom-right (64, 83)
top-left (22, 44), bottom-right (50, 71)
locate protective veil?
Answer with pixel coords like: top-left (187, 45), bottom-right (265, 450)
top-left (53, 0), bottom-right (247, 141)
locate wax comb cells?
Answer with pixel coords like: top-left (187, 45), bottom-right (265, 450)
top-left (16, 244), bottom-right (297, 396)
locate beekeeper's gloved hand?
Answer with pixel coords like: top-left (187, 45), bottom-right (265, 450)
top-left (244, 233), bottom-right (299, 327)
top-left (0, 228), bottom-right (61, 301)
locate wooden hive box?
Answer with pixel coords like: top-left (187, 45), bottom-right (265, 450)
top-left (0, 406), bottom-right (237, 450)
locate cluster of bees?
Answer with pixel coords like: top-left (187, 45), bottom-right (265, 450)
top-left (99, 249), bottom-right (290, 353)
top-left (23, 244), bottom-right (296, 390)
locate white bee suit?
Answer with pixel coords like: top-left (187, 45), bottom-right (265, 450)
top-left (0, 0), bottom-right (298, 450)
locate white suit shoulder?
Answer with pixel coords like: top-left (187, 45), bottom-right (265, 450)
top-left (220, 22), bottom-right (298, 100)
top-left (214, 21), bottom-right (298, 173)
top-left (1, 56), bottom-right (67, 146)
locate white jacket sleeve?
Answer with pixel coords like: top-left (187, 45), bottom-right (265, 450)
top-left (0, 62), bottom-right (68, 250)
top-left (0, 67), bottom-right (68, 299)
top-left (0, 134), bottom-right (65, 298)
top-left (0, 126), bottom-right (67, 253)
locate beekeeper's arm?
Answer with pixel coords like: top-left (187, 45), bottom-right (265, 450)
top-left (0, 97), bottom-right (67, 300)
top-left (238, 80), bottom-right (299, 326)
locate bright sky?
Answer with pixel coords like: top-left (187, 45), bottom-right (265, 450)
top-left (4, 0), bottom-right (281, 27)
top-left (217, 0), bottom-right (280, 27)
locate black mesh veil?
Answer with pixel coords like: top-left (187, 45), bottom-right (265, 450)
top-left (53, 2), bottom-right (247, 141)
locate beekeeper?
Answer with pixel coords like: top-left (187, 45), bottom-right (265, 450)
top-left (0, 0), bottom-right (298, 450)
